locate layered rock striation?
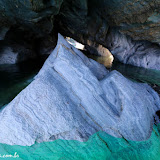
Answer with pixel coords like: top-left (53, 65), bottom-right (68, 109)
top-left (57, 0), bottom-right (160, 70)
top-left (0, 0), bottom-right (160, 69)
top-left (105, 29), bottom-right (160, 70)
top-left (0, 34), bottom-right (159, 146)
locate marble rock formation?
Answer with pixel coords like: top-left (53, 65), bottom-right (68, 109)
top-left (0, 0), bottom-right (159, 68)
top-left (58, 0), bottom-right (160, 44)
top-left (105, 29), bottom-right (160, 70)
top-left (0, 34), bottom-right (159, 146)
top-left (0, 0), bottom-right (63, 37)
top-left (57, 0), bottom-right (160, 70)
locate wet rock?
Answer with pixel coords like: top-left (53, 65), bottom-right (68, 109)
top-left (0, 34), bottom-right (159, 146)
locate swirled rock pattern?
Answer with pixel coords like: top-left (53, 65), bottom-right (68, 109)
top-left (105, 29), bottom-right (160, 70)
top-left (0, 34), bottom-right (159, 146)
top-left (57, 0), bottom-right (160, 70)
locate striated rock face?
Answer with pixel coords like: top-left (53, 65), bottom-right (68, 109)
top-left (0, 34), bottom-right (159, 146)
top-left (58, 0), bottom-right (160, 44)
top-left (0, 0), bottom-right (159, 68)
top-left (0, 0), bottom-right (63, 37)
top-left (105, 29), bottom-right (160, 70)
top-left (96, 0), bottom-right (160, 44)
top-left (57, 0), bottom-right (160, 70)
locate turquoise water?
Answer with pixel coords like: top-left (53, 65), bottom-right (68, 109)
top-left (0, 58), bottom-right (160, 159)
top-left (0, 124), bottom-right (160, 160)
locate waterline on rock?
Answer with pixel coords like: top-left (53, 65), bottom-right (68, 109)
top-left (0, 124), bottom-right (159, 160)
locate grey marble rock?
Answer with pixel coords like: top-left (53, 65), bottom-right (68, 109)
top-left (105, 29), bottom-right (160, 70)
top-left (0, 34), bottom-right (159, 146)
top-left (57, 0), bottom-right (160, 70)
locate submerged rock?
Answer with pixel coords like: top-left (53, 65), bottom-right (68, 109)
top-left (0, 34), bottom-right (159, 146)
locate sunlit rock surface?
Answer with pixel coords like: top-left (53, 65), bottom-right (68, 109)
top-left (0, 34), bottom-right (159, 146)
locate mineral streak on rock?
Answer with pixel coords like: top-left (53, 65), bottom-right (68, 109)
top-left (0, 34), bottom-right (159, 146)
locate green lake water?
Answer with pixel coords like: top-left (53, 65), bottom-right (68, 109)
top-left (0, 57), bottom-right (160, 160)
top-left (0, 124), bottom-right (160, 160)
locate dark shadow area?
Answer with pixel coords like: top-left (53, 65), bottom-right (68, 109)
top-left (0, 56), bottom-right (48, 108)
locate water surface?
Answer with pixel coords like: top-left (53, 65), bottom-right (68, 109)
top-left (0, 57), bottom-right (46, 108)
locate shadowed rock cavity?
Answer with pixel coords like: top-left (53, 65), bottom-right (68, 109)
top-left (0, 0), bottom-right (63, 36)
top-left (56, 0), bottom-right (160, 70)
top-left (0, 34), bottom-right (159, 146)
top-left (0, 0), bottom-right (160, 68)
top-left (105, 29), bottom-right (160, 70)
top-left (0, 0), bottom-right (62, 64)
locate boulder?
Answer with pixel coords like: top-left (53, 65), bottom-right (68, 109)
top-left (0, 34), bottom-right (159, 146)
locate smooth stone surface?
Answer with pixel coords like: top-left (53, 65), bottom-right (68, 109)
top-left (0, 34), bottom-right (159, 146)
top-left (57, 0), bottom-right (160, 70)
top-left (105, 29), bottom-right (160, 70)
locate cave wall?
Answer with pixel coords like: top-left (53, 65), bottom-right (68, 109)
top-left (56, 0), bottom-right (160, 70)
top-left (0, 0), bottom-right (62, 64)
top-left (57, 0), bottom-right (160, 43)
top-left (0, 0), bottom-right (160, 69)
